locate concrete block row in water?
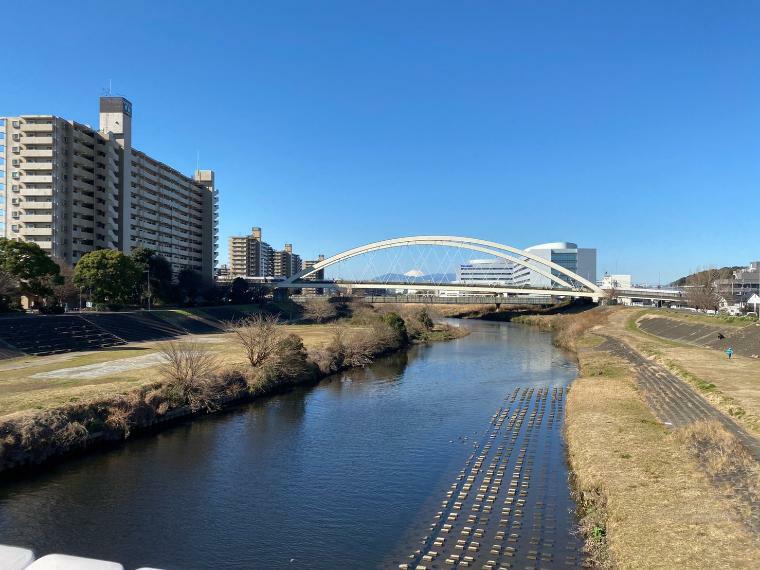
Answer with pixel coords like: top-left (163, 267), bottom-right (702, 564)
top-left (399, 385), bottom-right (582, 569)
top-left (0, 546), bottom-right (163, 570)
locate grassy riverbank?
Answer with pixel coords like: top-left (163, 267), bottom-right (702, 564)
top-left (515, 307), bottom-right (760, 568)
top-left (0, 304), bottom-right (465, 473)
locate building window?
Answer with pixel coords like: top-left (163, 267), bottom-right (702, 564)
top-left (11, 121), bottom-right (19, 128)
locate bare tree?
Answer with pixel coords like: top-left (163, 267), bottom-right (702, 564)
top-left (51, 258), bottom-right (79, 308)
top-left (685, 268), bottom-right (721, 311)
top-left (158, 341), bottom-right (220, 411)
top-left (301, 297), bottom-right (337, 323)
top-left (228, 313), bottom-right (283, 369)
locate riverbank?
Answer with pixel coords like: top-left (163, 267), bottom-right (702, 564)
top-left (514, 307), bottom-right (760, 568)
top-left (0, 307), bottom-right (465, 475)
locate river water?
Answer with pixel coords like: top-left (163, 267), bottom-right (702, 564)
top-left (0, 320), bottom-right (584, 569)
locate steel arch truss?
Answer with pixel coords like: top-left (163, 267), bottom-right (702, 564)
top-left (278, 236), bottom-right (602, 297)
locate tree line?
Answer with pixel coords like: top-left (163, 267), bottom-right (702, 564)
top-left (0, 239), bottom-right (264, 312)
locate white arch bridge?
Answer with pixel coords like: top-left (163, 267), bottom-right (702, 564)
top-left (274, 236), bottom-right (604, 300)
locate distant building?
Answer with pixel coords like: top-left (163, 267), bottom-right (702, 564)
top-left (272, 243), bottom-right (302, 278)
top-left (715, 261), bottom-right (760, 305)
top-left (302, 254), bottom-right (326, 295)
top-left (457, 259), bottom-right (517, 285)
top-left (599, 274), bottom-right (632, 289)
top-left (457, 242), bottom-right (596, 290)
top-left (1, 97), bottom-right (219, 279)
top-left (215, 264), bottom-right (231, 283)
top-left (228, 227), bottom-right (306, 280)
top-left (228, 227), bottom-right (273, 278)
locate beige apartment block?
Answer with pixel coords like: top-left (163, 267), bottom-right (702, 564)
top-left (1, 97), bottom-right (218, 279)
top-left (228, 227), bottom-right (273, 278)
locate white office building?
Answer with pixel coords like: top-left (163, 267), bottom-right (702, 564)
top-left (457, 242), bottom-right (596, 290)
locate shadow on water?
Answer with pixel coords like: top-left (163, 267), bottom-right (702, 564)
top-left (0, 320), bottom-right (583, 570)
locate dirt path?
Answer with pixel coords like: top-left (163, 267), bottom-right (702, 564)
top-left (598, 336), bottom-right (760, 459)
top-left (596, 333), bottom-right (760, 534)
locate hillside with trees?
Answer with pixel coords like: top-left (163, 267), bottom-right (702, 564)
top-left (672, 266), bottom-right (741, 287)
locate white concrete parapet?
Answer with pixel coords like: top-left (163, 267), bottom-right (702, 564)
top-left (0, 546), bottom-right (165, 570)
top-left (0, 545), bottom-right (35, 570)
top-left (27, 554), bottom-right (124, 570)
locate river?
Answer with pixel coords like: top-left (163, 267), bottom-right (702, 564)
top-left (0, 320), bottom-right (584, 569)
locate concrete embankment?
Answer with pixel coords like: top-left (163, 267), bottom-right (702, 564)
top-left (636, 312), bottom-right (760, 357)
top-left (514, 307), bottom-right (760, 568)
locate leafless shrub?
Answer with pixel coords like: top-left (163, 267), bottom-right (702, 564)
top-left (327, 325), bottom-right (376, 368)
top-left (105, 397), bottom-right (136, 437)
top-left (216, 367), bottom-right (249, 398)
top-left (145, 387), bottom-right (170, 415)
top-left (252, 334), bottom-right (317, 390)
top-left (158, 341), bottom-right (220, 412)
top-left (310, 347), bottom-right (342, 374)
top-left (228, 314), bottom-right (283, 369)
top-left (403, 306), bottom-right (436, 339)
top-left (301, 297), bottom-right (338, 323)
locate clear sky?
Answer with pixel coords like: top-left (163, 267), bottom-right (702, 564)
top-left (3, 1), bottom-right (759, 283)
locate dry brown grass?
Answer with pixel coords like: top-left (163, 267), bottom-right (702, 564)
top-left (566, 348), bottom-right (760, 569)
top-left (675, 420), bottom-right (760, 515)
top-left (608, 308), bottom-right (760, 437)
top-left (514, 306), bottom-right (614, 350)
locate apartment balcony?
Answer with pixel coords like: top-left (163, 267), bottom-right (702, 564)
top-left (20, 136), bottom-right (53, 145)
top-left (19, 227), bottom-right (52, 236)
top-left (20, 188), bottom-right (53, 197)
top-left (73, 153), bottom-right (94, 167)
top-left (23, 175), bottom-right (53, 183)
top-left (22, 201), bottom-right (53, 210)
top-left (73, 203), bottom-right (95, 216)
top-left (73, 140), bottom-right (94, 155)
top-left (21, 162), bottom-right (53, 171)
top-left (20, 123), bottom-right (54, 133)
top-left (20, 149), bottom-right (53, 158)
top-left (34, 241), bottom-right (53, 250)
top-left (72, 178), bottom-right (93, 191)
top-left (20, 213), bottom-right (53, 223)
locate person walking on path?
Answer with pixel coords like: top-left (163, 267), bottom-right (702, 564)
top-left (726, 347), bottom-right (734, 359)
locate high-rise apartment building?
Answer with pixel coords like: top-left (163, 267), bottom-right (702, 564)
top-left (302, 254), bottom-right (326, 294)
top-left (272, 244), bottom-right (303, 278)
top-left (228, 227), bottom-right (273, 277)
top-left (0, 97), bottom-right (219, 279)
top-left (227, 228), bottom-right (307, 280)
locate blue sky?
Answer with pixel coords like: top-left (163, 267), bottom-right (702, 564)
top-left (2, 1), bottom-right (759, 283)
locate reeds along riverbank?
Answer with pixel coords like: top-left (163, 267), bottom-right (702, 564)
top-left (0, 311), bottom-right (459, 475)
